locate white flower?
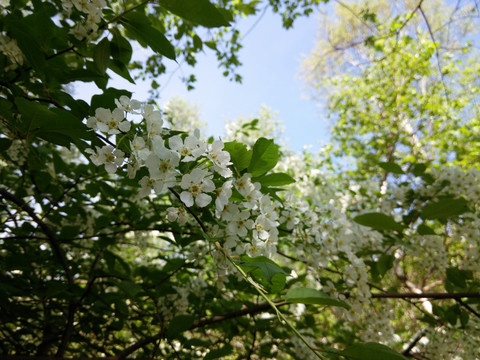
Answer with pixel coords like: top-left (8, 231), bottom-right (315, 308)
top-left (207, 140), bottom-right (232, 177)
top-left (0, 34), bottom-right (24, 69)
top-left (227, 210), bottom-right (254, 237)
top-left (127, 156), bottom-right (140, 179)
top-left (252, 214), bottom-right (271, 241)
top-left (245, 239), bottom-right (265, 257)
top-left (280, 209), bottom-right (300, 230)
top-left (86, 145), bottom-right (124, 173)
top-left (147, 139), bottom-right (180, 181)
top-left (180, 168), bottom-right (215, 207)
top-left (215, 180), bottom-right (233, 216)
top-left (88, 107), bottom-right (130, 135)
top-left (72, 0), bottom-right (90, 13)
top-left (169, 133), bottom-right (206, 162)
top-left (138, 175), bottom-right (166, 198)
top-left (144, 152), bottom-right (178, 187)
top-left (144, 104), bottom-right (163, 138)
top-left (167, 207), bottom-right (188, 225)
top-left (70, 23), bottom-right (88, 40)
top-left (242, 181), bottom-right (262, 209)
top-left (115, 95), bottom-right (141, 113)
top-left (130, 135), bottom-right (149, 162)
top-left (235, 173), bottom-right (256, 196)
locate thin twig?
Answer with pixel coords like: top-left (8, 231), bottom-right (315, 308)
top-left (418, 4), bottom-right (450, 102)
top-left (457, 299), bottom-right (480, 319)
top-left (402, 329), bottom-right (427, 356)
top-left (168, 187), bottom-right (208, 233)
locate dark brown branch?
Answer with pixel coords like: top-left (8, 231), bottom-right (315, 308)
top-left (371, 292), bottom-right (480, 299)
top-left (456, 299), bottom-right (480, 319)
top-left (168, 187), bottom-right (208, 233)
top-left (402, 329), bottom-right (427, 356)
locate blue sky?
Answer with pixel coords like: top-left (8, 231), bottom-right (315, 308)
top-left (75, 8), bottom-right (330, 153)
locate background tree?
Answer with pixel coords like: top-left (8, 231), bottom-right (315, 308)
top-left (302, 0), bottom-right (480, 179)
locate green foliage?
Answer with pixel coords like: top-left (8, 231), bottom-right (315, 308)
top-left (1, 0), bottom-right (480, 359)
top-left (158, 0), bottom-right (231, 27)
top-left (354, 212), bottom-right (404, 232)
top-left (284, 287), bottom-right (350, 309)
top-left (341, 342), bottom-right (408, 360)
top-left (248, 137), bottom-right (280, 176)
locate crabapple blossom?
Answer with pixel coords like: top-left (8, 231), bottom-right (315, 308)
top-left (115, 95), bottom-right (141, 113)
top-left (144, 104), bottom-right (164, 139)
top-left (86, 145), bottom-right (124, 174)
top-left (215, 180), bottom-right (233, 217)
top-left (167, 207), bottom-right (189, 225)
top-left (0, 34), bottom-right (24, 70)
top-left (227, 209), bottom-right (254, 237)
top-left (169, 132), bottom-right (206, 162)
top-left (130, 135), bottom-right (150, 162)
top-left (180, 168), bottom-right (215, 207)
top-left (207, 140), bottom-right (232, 177)
top-left (87, 107), bottom-right (130, 135)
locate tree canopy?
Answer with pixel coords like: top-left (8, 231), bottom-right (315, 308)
top-left (1, 0), bottom-right (480, 359)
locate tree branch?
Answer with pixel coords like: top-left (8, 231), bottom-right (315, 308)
top-left (370, 292), bottom-right (480, 299)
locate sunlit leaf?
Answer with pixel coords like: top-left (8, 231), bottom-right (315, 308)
top-left (158, 0), bottom-right (231, 28)
top-left (285, 287), bottom-right (350, 309)
top-left (341, 342), bottom-right (408, 360)
top-left (354, 212), bottom-right (404, 232)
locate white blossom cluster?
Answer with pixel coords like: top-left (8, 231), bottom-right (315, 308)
top-left (61, 0), bottom-right (106, 40)
top-left (85, 97), bottom-right (286, 262)
top-left (0, 33), bottom-right (24, 71)
top-left (6, 139), bottom-right (28, 165)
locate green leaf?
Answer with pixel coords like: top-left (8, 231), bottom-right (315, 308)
top-left (421, 197), bottom-right (468, 220)
top-left (239, 255), bottom-right (287, 282)
top-left (166, 315), bottom-right (194, 338)
top-left (109, 59), bottom-right (135, 84)
top-left (158, 0), bottom-right (230, 28)
top-left (410, 163), bottom-right (427, 176)
top-left (15, 98), bottom-right (90, 146)
top-left (269, 272), bottom-right (287, 293)
top-left (5, 14), bottom-right (46, 71)
top-left (285, 287), bottom-right (350, 310)
top-left (417, 224), bottom-right (436, 235)
top-left (379, 162), bottom-right (404, 174)
top-left (248, 138), bottom-right (279, 177)
top-left (0, 138), bottom-right (13, 152)
top-left (376, 254), bottom-right (394, 277)
top-left (120, 11), bottom-right (175, 60)
top-left (33, 171), bottom-right (52, 192)
top-left (204, 344), bottom-right (233, 360)
top-left (193, 34), bottom-right (203, 50)
top-left (341, 342), bottom-right (408, 360)
top-left (224, 141), bottom-right (252, 172)
top-left (446, 267), bottom-right (473, 289)
top-left (253, 172), bottom-right (295, 186)
top-left (117, 280), bottom-right (142, 298)
top-left (110, 28), bottom-right (132, 64)
top-left (354, 212), bottom-right (404, 232)
top-left (94, 37), bottom-right (110, 74)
